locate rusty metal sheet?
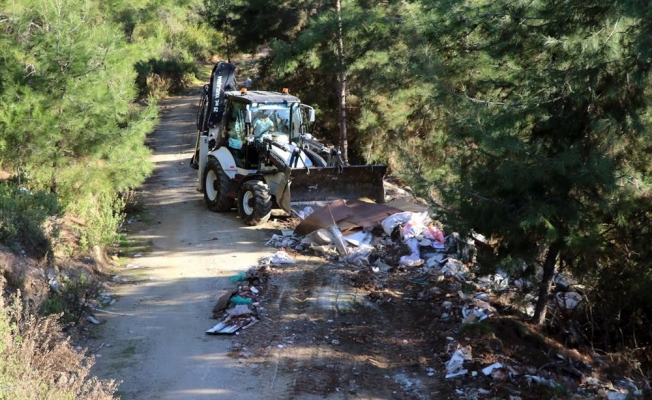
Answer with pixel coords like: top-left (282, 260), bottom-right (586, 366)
top-left (343, 199), bottom-right (403, 230)
top-left (294, 199), bottom-right (404, 236)
top-left (294, 200), bottom-right (353, 236)
top-left (384, 198), bottom-right (429, 213)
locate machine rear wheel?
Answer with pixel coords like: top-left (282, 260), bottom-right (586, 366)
top-left (203, 158), bottom-right (234, 212)
top-left (238, 180), bottom-right (272, 225)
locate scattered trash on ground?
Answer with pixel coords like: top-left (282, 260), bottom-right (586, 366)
top-left (259, 250), bottom-right (296, 265)
top-left (250, 197), bottom-right (649, 399)
top-left (445, 346), bottom-right (472, 379)
top-left (206, 265), bottom-right (269, 335)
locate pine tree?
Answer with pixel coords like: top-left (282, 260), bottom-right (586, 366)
top-left (0, 0), bottom-right (157, 205)
top-left (416, 0), bottom-right (652, 324)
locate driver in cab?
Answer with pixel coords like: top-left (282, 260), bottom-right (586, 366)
top-left (253, 112), bottom-right (275, 138)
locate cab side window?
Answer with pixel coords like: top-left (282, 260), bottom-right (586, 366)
top-left (225, 102), bottom-right (246, 149)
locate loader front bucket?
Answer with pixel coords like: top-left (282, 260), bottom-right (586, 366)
top-left (280, 164), bottom-right (387, 213)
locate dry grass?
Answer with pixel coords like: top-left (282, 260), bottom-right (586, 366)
top-left (0, 284), bottom-right (118, 399)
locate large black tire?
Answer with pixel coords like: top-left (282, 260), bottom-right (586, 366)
top-left (203, 157), bottom-right (234, 212)
top-left (238, 180), bottom-right (272, 226)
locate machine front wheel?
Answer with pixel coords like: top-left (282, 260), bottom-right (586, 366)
top-left (238, 180), bottom-right (272, 225)
top-left (203, 157), bottom-right (234, 212)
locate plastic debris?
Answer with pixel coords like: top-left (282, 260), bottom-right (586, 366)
top-left (524, 374), bottom-right (556, 388)
top-left (265, 234), bottom-right (299, 248)
top-left (445, 346), bottom-right (472, 379)
top-left (302, 229), bottom-right (335, 246)
top-left (206, 317), bottom-right (256, 335)
top-left (438, 258), bottom-right (469, 281)
top-left (422, 226), bottom-right (446, 249)
top-left (230, 296), bottom-right (253, 305)
top-left (381, 211), bottom-right (416, 235)
top-left (226, 304), bottom-right (253, 316)
top-left (329, 225), bottom-right (349, 256)
top-left (229, 272), bottom-right (247, 282)
top-left (462, 303), bottom-right (491, 323)
top-left (477, 271), bottom-right (510, 291)
top-left (613, 378), bottom-right (643, 397)
top-left (555, 291), bottom-right (583, 310)
top-left (343, 230), bottom-right (373, 247)
top-left (373, 258), bottom-right (392, 273)
top-left (295, 206), bottom-right (315, 219)
top-left (400, 212), bottom-right (431, 239)
top-left (481, 362), bottom-right (503, 376)
top-left (343, 246), bottom-right (374, 266)
top-left (399, 238), bottom-right (423, 266)
top-left (606, 393), bottom-right (630, 400)
top-left (47, 269), bottom-right (61, 293)
top-left (425, 253), bottom-right (447, 268)
top-left (259, 250), bottom-right (296, 264)
top-left (86, 315), bottom-right (101, 325)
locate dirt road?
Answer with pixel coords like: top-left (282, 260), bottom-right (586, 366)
top-left (89, 93), bottom-right (279, 399)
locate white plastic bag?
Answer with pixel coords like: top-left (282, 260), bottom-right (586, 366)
top-left (445, 346), bottom-right (472, 378)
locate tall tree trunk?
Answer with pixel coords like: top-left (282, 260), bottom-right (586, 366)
top-left (532, 241), bottom-right (561, 325)
top-left (335, 0), bottom-right (348, 164)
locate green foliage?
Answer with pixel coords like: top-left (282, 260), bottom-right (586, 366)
top-left (0, 0), bottom-right (162, 251)
top-left (573, 196), bottom-right (652, 353)
top-left (135, 58), bottom-right (198, 99)
top-left (67, 192), bottom-right (126, 252)
top-left (0, 0), bottom-right (158, 207)
top-left (0, 182), bottom-right (61, 258)
top-left (40, 294), bottom-right (66, 317)
top-left (405, 0), bottom-right (652, 341)
top-left (102, 0), bottom-right (224, 96)
top-left (203, 0), bottom-right (314, 56)
top-left (459, 321), bottom-right (494, 336)
top-left (42, 272), bottom-right (101, 325)
top-left (234, 0), bottom-right (431, 164)
top-left (419, 0), bottom-right (652, 263)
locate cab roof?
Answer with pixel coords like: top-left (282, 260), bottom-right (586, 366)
top-left (224, 90), bottom-right (301, 105)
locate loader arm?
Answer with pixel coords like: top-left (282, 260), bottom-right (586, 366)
top-left (261, 136), bottom-right (386, 214)
top-left (258, 137), bottom-right (302, 213)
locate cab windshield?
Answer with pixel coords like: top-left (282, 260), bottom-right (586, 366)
top-left (250, 104), bottom-right (303, 143)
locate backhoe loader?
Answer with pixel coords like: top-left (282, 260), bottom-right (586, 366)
top-left (190, 61), bottom-right (387, 225)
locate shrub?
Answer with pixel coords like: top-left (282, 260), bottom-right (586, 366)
top-left (65, 192), bottom-right (125, 253)
top-left (41, 272), bottom-right (102, 325)
top-left (135, 58), bottom-right (197, 99)
top-left (0, 182), bottom-right (62, 259)
top-left (0, 284), bottom-right (118, 399)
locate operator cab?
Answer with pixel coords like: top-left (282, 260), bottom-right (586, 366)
top-left (222, 90), bottom-right (314, 169)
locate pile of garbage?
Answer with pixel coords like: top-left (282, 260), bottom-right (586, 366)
top-left (262, 199), bottom-right (589, 322)
top-left (206, 266), bottom-right (269, 335)
top-left (266, 199), bottom-right (451, 269)
top-left (260, 199), bottom-right (647, 399)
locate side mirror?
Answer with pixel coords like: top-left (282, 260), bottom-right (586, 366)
top-left (245, 110), bottom-right (252, 124)
top-left (308, 108), bottom-right (315, 123)
top-left (203, 84), bottom-right (210, 94)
